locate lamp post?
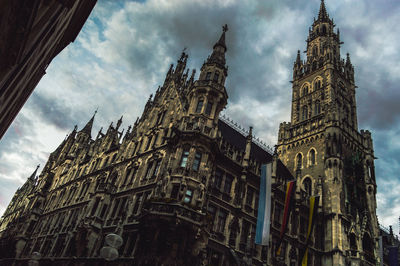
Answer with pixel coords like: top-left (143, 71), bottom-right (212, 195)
top-left (28, 251), bottom-right (41, 266)
top-left (100, 233), bottom-right (123, 261)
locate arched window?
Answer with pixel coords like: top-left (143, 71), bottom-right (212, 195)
top-left (349, 233), bottom-right (357, 250)
top-left (302, 177), bottom-right (312, 196)
top-left (322, 25), bottom-right (327, 35)
top-left (205, 72), bottom-right (212, 80)
top-left (195, 99), bottom-right (203, 113)
top-left (315, 80), bottom-right (321, 90)
top-left (309, 149), bottom-right (316, 166)
top-left (296, 154), bottom-right (303, 169)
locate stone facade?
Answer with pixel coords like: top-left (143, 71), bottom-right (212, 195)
top-left (276, 1), bottom-right (380, 265)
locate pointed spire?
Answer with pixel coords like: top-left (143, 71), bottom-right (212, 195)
top-left (80, 110), bottom-right (97, 136)
top-left (346, 53), bottom-right (352, 65)
top-left (318, 0), bottom-right (329, 22)
top-left (29, 165), bottom-right (40, 180)
top-left (116, 115), bottom-right (123, 130)
top-left (206, 24), bottom-right (229, 67)
top-left (175, 50), bottom-right (188, 79)
top-left (96, 127), bottom-right (103, 140)
top-left (213, 24), bottom-right (228, 52)
top-left (295, 50), bottom-right (301, 66)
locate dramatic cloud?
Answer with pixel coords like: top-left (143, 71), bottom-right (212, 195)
top-left (1, 0), bottom-right (400, 234)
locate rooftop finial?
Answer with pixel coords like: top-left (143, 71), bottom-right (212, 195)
top-left (223, 24), bottom-right (228, 33)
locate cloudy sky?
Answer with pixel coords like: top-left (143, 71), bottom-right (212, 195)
top-left (1, 0), bottom-right (400, 234)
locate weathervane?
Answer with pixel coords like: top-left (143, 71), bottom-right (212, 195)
top-left (222, 24), bottom-right (228, 32)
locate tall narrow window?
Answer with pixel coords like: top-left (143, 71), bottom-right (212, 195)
top-left (205, 101), bottom-right (213, 115)
top-left (314, 101), bottom-right (321, 115)
top-left (145, 135), bottom-right (153, 151)
top-left (309, 149), bottom-right (316, 166)
top-left (215, 168), bottom-right (223, 189)
top-left (205, 72), bottom-right (212, 80)
top-left (303, 178), bottom-right (312, 196)
top-left (216, 209), bottom-right (228, 233)
top-left (196, 99), bottom-right (203, 113)
top-left (296, 153), bottom-right (302, 169)
top-left (223, 174), bottom-right (233, 194)
top-left (208, 205), bottom-right (217, 227)
top-left (213, 71), bottom-right (220, 82)
top-left (180, 148), bottom-right (189, 168)
top-left (151, 159), bottom-right (161, 178)
top-left (246, 187), bottom-right (254, 207)
top-left (132, 194), bottom-right (143, 215)
top-left (192, 152), bottom-right (202, 171)
top-left (302, 86), bottom-right (308, 96)
top-left (144, 161), bottom-right (154, 180)
top-left (302, 106), bottom-right (308, 120)
top-left (171, 184), bottom-right (180, 199)
top-left (184, 189), bottom-right (193, 203)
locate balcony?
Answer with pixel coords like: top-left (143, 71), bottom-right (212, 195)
top-left (145, 201), bottom-right (205, 226)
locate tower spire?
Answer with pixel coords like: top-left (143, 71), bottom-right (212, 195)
top-left (318, 0), bottom-right (329, 22)
top-left (206, 24), bottom-right (228, 67)
top-left (80, 110), bottom-right (97, 136)
top-left (213, 24), bottom-right (228, 52)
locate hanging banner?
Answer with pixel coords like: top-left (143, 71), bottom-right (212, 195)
top-left (255, 163), bottom-right (272, 246)
top-left (300, 195), bottom-right (320, 266)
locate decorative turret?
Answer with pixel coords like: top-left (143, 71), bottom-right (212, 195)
top-left (188, 25), bottom-right (229, 126)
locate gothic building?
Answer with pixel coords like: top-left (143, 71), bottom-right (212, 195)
top-left (0, 25), bottom-right (290, 266)
top-left (0, 1), bottom-right (382, 266)
top-left (277, 1), bottom-right (379, 265)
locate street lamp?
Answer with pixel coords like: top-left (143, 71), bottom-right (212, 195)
top-left (28, 251), bottom-right (41, 266)
top-left (100, 233), bottom-right (123, 261)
